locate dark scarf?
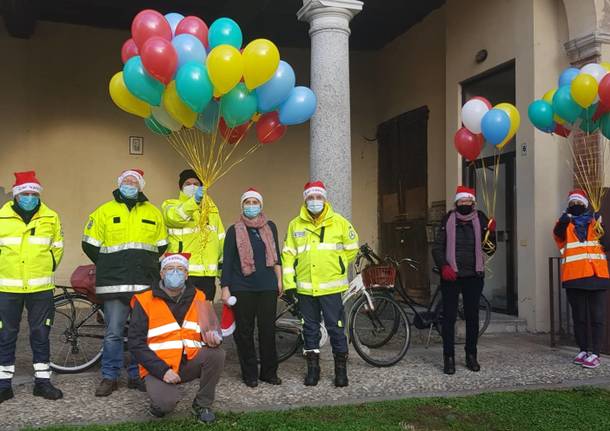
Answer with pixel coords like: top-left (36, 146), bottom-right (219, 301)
top-left (572, 212), bottom-right (594, 242)
top-left (446, 209), bottom-right (484, 273)
top-left (112, 188), bottom-right (147, 211)
top-left (12, 199), bottom-right (41, 225)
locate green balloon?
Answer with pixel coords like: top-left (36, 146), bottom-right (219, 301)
top-left (553, 85), bottom-right (582, 123)
top-left (221, 83), bottom-right (258, 127)
top-left (145, 116), bottom-right (172, 136)
top-left (601, 113), bottom-right (610, 139)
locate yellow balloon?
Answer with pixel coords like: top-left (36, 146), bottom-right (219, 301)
top-left (242, 39), bottom-right (280, 90)
top-left (207, 45), bottom-right (243, 95)
top-left (494, 102), bottom-right (520, 149)
top-left (542, 88), bottom-right (566, 124)
top-left (108, 72), bottom-right (151, 119)
top-left (601, 62), bottom-right (610, 72)
top-left (571, 73), bottom-right (598, 108)
top-left (162, 81), bottom-right (197, 128)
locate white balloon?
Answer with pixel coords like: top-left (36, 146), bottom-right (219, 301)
top-left (152, 106), bottom-right (182, 131)
top-left (580, 63), bottom-right (607, 83)
top-left (461, 98), bottom-right (490, 134)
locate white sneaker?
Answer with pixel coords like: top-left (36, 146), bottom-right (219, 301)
top-left (573, 351), bottom-right (588, 365)
top-left (582, 353), bottom-right (601, 369)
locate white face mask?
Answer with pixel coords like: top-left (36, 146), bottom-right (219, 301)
top-left (182, 184), bottom-right (198, 197)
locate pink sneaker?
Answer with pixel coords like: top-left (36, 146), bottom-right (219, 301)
top-left (573, 351), bottom-right (588, 365)
top-left (582, 354), bottom-right (601, 369)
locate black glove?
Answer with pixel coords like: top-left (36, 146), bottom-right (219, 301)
top-left (559, 212), bottom-right (572, 223)
top-left (282, 289), bottom-right (297, 305)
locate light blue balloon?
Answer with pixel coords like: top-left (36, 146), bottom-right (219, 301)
top-left (552, 85), bottom-right (583, 123)
top-left (256, 61), bottom-right (296, 112)
top-left (208, 17), bottom-right (242, 49)
top-left (558, 67), bottom-right (580, 88)
top-left (176, 62), bottom-right (213, 113)
top-left (196, 100), bottom-right (220, 133)
top-left (481, 109), bottom-right (510, 146)
top-left (164, 13), bottom-right (184, 35)
top-left (278, 86), bottom-right (317, 126)
top-left (123, 56), bottom-right (164, 106)
top-left (172, 34), bottom-right (207, 69)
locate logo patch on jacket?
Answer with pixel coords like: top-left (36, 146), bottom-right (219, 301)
top-left (348, 228), bottom-right (356, 240)
top-left (86, 219), bottom-right (94, 230)
top-left (294, 230), bottom-right (305, 238)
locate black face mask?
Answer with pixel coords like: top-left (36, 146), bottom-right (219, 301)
top-left (567, 205), bottom-right (586, 216)
top-left (456, 205), bottom-right (474, 215)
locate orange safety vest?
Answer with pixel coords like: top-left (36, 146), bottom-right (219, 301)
top-left (131, 289), bottom-right (206, 378)
top-left (555, 222), bottom-right (609, 282)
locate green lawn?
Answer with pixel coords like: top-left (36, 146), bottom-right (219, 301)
top-left (28, 387), bottom-right (610, 431)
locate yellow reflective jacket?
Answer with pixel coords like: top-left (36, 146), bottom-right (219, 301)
top-left (282, 203), bottom-right (359, 296)
top-left (0, 201), bottom-right (63, 293)
top-left (82, 191), bottom-right (167, 300)
top-left (162, 193), bottom-right (225, 277)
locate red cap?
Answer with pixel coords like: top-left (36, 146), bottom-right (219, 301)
top-left (12, 171), bottom-right (43, 196)
top-left (303, 181), bottom-right (327, 199)
top-left (454, 186), bottom-right (476, 202)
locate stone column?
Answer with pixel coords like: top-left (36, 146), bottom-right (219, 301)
top-left (297, 0), bottom-right (363, 220)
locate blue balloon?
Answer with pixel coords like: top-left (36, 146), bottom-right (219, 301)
top-left (278, 86), bottom-right (317, 126)
top-left (164, 13), bottom-right (184, 35)
top-left (481, 109), bottom-right (510, 146)
top-left (176, 62), bottom-right (213, 113)
top-left (123, 56), bottom-right (164, 106)
top-left (172, 34), bottom-right (207, 69)
top-left (196, 100), bottom-right (220, 133)
top-left (558, 67), bottom-right (580, 88)
top-left (208, 17), bottom-right (242, 49)
top-left (256, 61), bottom-right (296, 113)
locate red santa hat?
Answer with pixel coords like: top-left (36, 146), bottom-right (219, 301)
top-left (303, 181), bottom-right (327, 200)
top-left (160, 253), bottom-right (190, 271)
top-left (568, 189), bottom-right (589, 207)
top-left (12, 171), bottom-right (43, 197)
top-left (117, 169), bottom-right (145, 189)
top-left (221, 296), bottom-right (237, 337)
top-left (241, 188), bottom-right (263, 207)
top-left (454, 186), bottom-right (476, 203)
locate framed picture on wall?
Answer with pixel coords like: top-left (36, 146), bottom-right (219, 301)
top-left (129, 136), bottom-right (144, 155)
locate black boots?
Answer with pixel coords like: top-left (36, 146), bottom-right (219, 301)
top-left (334, 352), bottom-right (348, 387)
top-left (443, 355), bottom-right (456, 375)
top-left (466, 353), bottom-right (481, 372)
top-left (33, 381), bottom-right (63, 400)
top-left (304, 351), bottom-right (320, 386)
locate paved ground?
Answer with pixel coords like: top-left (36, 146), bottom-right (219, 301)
top-left (3, 328), bottom-right (610, 430)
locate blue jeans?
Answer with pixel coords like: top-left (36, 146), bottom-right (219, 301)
top-left (298, 293), bottom-right (348, 354)
top-left (102, 299), bottom-right (139, 380)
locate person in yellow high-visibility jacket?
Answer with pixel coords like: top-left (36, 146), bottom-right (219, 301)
top-left (162, 170), bottom-right (225, 301)
top-left (0, 171), bottom-right (64, 403)
top-left (282, 181), bottom-right (358, 388)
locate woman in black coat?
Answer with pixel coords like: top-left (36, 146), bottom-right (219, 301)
top-left (432, 186), bottom-right (495, 375)
top-left (220, 188), bottom-right (282, 387)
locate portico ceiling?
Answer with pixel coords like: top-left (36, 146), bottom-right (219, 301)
top-left (1, 0), bottom-right (446, 50)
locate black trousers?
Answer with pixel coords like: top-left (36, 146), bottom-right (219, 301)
top-left (440, 277), bottom-right (483, 356)
top-left (298, 293), bottom-right (348, 354)
top-left (190, 276), bottom-right (216, 301)
top-left (232, 290), bottom-right (278, 382)
top-left (566, 288), bottom-right (607, 355)
top-left (0, 290), bottom-right (54, 388)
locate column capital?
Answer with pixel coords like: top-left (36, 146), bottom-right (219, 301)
top-left (564, 31), bottom-right (610, 64)
top-left (297, 0), bottom-right (363, 36)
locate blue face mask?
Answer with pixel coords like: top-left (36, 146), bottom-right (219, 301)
top-left (163, 269), bottom-right (186, 289)
top-left (306, 200), bottom-right (325, 215)
top-left (18, 195), bottom-right (40, 212)
top-left (119, 184), bottom-right (139, 199)
top-left (243, 204), bottom-right (261, 219)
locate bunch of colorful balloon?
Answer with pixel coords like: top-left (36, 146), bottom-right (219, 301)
top-left (528, 63), bottom-right (610, 137)
top-left (454, 97), bottom-right (520, 255)
top-left (108, 9), bottom-right (317, 188)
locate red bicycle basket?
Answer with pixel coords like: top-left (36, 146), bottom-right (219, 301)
top-left (362, 265), bottom-right (396, 288)
top-left (70, 264), bottom-right (100, 304)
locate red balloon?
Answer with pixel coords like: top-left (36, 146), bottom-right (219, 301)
top-left (470, 96), bottom-right (492, 110)
top-left (554, 123), bottom-right (571, 137)
top-left (175, 16), bottom-right (209, 49)
top-left (219, 118), bottom-right (250, 144)
top-left (454, 127), bottom-right (484, 161)
top-left (121, 39), bottom-right (139, 64)
top-left (599, 73), bottom-right (610, 109)
top-left (140, 37), bottom-right (177, 84)
top-left (256, 112), bottom-right (286, 144)
top-left (131, 9), bottom-right (172, 49)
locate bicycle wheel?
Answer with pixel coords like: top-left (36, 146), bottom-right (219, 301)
top-left (50, 293), bottom-right (105, 373)
top-left (434, 294), bottom-right (492, 342)
top-left (349, 293), bottom-right (411, 367)
top-left (275, 320), bottom-right (303, 363)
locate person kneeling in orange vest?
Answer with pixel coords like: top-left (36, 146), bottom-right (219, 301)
top-left (128, 253), bottom-right (225, 423)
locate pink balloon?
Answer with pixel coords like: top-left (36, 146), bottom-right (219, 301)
top-left (131, 9), bottom-right (172, 49)
top-left (121, 39), bottom-right (139, 64)
top-left (175, 16), bottom-right (209, 49)
top-left (140, 37), bottom-right (177, 84)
